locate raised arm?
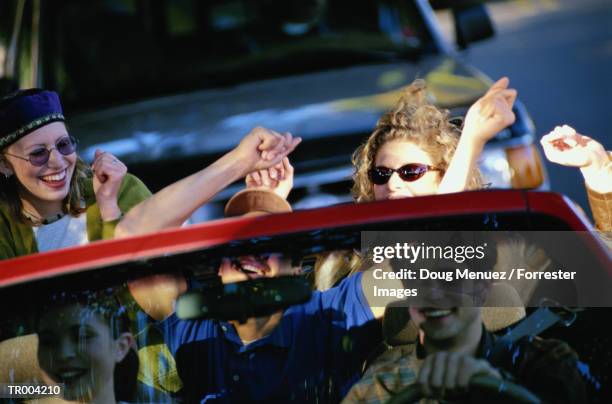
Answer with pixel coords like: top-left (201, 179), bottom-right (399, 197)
top-left (437, 77), bottom-right (517, 194)
top-left (128, 272), bottom-right (187, 321)
top-left (540, 125), bottom-right (611, 231)
top-left (115, 127), bottom-right (300, 238)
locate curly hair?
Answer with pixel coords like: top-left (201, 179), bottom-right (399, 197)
top-left (351, 79), bottom-right (482, 202)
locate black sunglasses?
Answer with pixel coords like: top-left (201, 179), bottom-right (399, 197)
top-left (4, 136), bottom-right (78, 167)
top-left (369, 163), bottom-right (441, 185)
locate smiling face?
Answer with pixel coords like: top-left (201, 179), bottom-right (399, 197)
top-left (37, 303), bottom-right (131, 402)
top-left (372, 139), bottom-right (442, 201)
top-left (409, 306), bottom-right (482, 342)
top-left (408, 275), bottom-right (488, 344)
top-left (2, 122), bottom-right (76, 214)
top-left (218, 254), bottom-right (299, 284)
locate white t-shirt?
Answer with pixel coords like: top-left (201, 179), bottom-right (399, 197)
top-left (32, 214), bottom-right (89, 252)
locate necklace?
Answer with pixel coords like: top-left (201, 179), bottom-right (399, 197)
top-left (22, 207), bottom-right (66, 226)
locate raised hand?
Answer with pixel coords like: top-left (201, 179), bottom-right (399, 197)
top-left (115, 128), bottom-right (301, 238)
top-left (232, 127), bottom-right (301, 176)
top-left (540, 125), bottom-right (608, 168)
top-left (437, 78), bottom-right (517, 194)
top-left (246, 157), bottom-right (294, 200)
top-left (92, 149), bottom-right (127, 221)
top-left (461, 77), bottom-right (517, 147)
top-left (540, 125), bottom-right (611, 193)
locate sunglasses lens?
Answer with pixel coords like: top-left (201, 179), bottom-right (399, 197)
top-left (26, 137), bottom-right (77, 166)
top-left (370, 164), bottom-right (434, 184)
top-left (29, 149), bottom-right (50, 166)
top-left (57, 136), bottom-right (77, 156)
top-left (369, 167), bottom-right (392, 185)
top-left (398, 164), bottom-right (427, 182)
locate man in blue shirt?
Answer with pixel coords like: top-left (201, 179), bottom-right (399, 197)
top-left (161, 268), bottom-right (379, 402)
top-left (128, 190), bottom-right (389, 403)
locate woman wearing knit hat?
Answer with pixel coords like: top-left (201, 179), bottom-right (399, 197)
top-left (0, 89), bottom-right (300, 259)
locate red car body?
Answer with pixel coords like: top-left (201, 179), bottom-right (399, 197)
top-left (0, 190), bottom-right (605, 288)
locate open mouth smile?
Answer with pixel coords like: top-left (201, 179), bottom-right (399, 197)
top-left (39, 169), bottom-right (68, 187)
top-left (53, 367), bottom-right (88, 383)
top-left (235, 258), bottom-right (270, 277)
top-left (419, 308), bottom-right (456, 320)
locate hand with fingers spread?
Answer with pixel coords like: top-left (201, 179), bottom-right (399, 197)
top-left (92, 149), bottom-right (127, 221)
top-left (462, 77), bottom-right (517, 148)
top-left (540, 125), bottom-right (611, 193)
top-left (417, 351), bottom-right (501, 399)
top-left (246, 157), bottom-right (294, 200)
top-left (231, 127), bottom-right (302, 176)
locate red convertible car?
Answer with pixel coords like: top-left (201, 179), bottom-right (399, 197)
top-left (0, 190), bottom-right (610, 403)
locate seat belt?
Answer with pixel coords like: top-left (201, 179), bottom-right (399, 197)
top-left (494, 300), bottom-right (581, 350)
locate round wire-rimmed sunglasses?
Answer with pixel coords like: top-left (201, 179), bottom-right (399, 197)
top-left (369, 163), bottom-right (441, 185)
top-left (3, 136), bottom-right (78, 167)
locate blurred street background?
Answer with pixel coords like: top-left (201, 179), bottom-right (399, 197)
top-left (440, 0), bottom-right (611, 214)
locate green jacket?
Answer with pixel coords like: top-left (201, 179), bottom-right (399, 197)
top-left (0, 174), bottom-right (151, 260)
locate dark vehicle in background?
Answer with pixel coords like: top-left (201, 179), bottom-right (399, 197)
top-left (0, 0), bottom-right (547, 220)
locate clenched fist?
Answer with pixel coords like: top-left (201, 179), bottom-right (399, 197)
top-left (92, 149), bottom-right (127, 221)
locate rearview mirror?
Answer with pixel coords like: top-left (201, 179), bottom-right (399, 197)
top-left (176, 276), bottom-right (312, 321)
top-left (453, 4), bottom-right (495, 49)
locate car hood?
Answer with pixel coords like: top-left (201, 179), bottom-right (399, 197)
top-left (71, 56), bottom-right (491, 165)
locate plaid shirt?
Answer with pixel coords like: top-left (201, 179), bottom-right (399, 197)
top-left (342, 343), bottom-right (421, 404)
top-left (342, 327), bottom-right (587, 404)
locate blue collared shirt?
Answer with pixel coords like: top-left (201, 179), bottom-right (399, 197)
top-left (159, 272), bottom-right (380, 403)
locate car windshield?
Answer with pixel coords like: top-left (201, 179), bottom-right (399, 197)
top-left (1, 210), bottom-right (609, 402)
top-left (42, 0), bottom-right (432, 109)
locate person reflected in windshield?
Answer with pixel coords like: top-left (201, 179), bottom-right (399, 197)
top-left (35, 293), bottom-right (136, 403)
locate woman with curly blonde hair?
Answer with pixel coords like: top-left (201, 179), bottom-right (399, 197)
top-left (247, 77), bottom-right (516, 290)
top-left (246, 77), bottom-right (517, 290)
top-left (352, 77), bottom-right (516, 202)
top-left (309, 77), bottom-right (516, 290)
